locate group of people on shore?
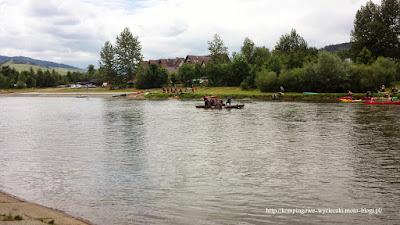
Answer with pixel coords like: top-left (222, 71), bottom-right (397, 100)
top-left (203, 96), bottom-right (231, 106)
top-left (363, 85), bottom-right (399, 102)
top-left (272, 86), bottom-right (285, 98)
top-left (162, 85), bottom-right (195, 94)
top-left (163, 87), bottom-right (182, 94)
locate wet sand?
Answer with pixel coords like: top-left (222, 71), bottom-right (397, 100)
top-left (0, 190), bottom-right (93, 225)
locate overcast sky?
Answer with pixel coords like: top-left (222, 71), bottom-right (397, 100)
top-left (0, 0), bottom-right (380, 69)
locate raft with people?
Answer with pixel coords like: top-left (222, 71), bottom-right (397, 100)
top-left (198, 96), bottom-right (243, 109)
top-left (195, 104), bottom-right (244, 109)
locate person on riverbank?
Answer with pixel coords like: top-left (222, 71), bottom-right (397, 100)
top-left (280, 86), bottom-right (285, 93)
top-left (347, 90), bottom-right (353, 97)
top-left (381, 84), bottom-right (385, 92)
top-left (227, 97), bottom-right (231, 105)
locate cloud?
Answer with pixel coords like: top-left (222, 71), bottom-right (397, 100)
top-left (0, 0), bottom-right (381, 68)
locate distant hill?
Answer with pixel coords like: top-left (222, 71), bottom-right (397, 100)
top-left (321, 42), bottom-right (351, 52)
top-left (1, 60), bottom-right (85, 75)
top-left (0, 55), bottom-right (83, 70)
top-left (0, 55), bottom-right (85, 75)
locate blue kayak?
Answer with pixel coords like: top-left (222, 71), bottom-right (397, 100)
top-left (303, 92), bottom-right (318, 94)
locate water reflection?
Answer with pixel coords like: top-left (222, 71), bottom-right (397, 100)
top-left (0, 98), bottom-right (399, 224)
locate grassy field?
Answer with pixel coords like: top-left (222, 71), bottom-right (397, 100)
top-left (1, 61), bottom-right (85, 75)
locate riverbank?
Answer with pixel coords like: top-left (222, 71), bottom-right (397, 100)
top-left (1, 87), bottom-right (393, 101)
top-left (0, 190), bottom-right (93, 225)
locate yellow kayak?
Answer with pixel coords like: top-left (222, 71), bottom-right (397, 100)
top-left (341, 99), bottom-right (362, 103)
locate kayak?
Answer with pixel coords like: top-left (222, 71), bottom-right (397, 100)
top-left (112, 93), bottom-right (127, 97)
top-left (130, 91), bottom-right (144, 95)
top-left (337, 96), bottom-right (354, 100)
top-left (303, 92), bottom-right (318, 94)
top-left (364, 101), bottom-right (400, 105)
top-left (362, 97), bottom-right (398, 100)
top-left (202, 95), bottom-right (218, 99)
top-left (341, 99), bottom-right (362, 103)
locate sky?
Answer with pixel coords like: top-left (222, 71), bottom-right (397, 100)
top-left (0, 0), bottom-right (380, 69)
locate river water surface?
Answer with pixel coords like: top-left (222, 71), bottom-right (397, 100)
top-left (0, 97), bottom-right (399, 225)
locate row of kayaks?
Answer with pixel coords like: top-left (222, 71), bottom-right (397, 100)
top-left (338, 96), bottom-right (398, 101)
top-left (338, 96), bottom-right (400, 105)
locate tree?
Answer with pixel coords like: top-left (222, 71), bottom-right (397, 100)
top-left (303, 51), bottom-right (350, 92)
top-left (0, 73), bottom-right (9, 89)
top-left (241, 37), bottom-right (255, 64)
top-left (252, 46), bottom-right (271, 68)
top-left (204, 62), bottom-right (233, 86)
top-left (231, 54), bottom-right (250, 86)
top-left (135, 63), bottom-right (168, 89)
top-left (208, 34), bottom-right (229, 63)
top-left (25, 75), bottom-right (36, 88)
top-left (356, 47), bottom-right (375, 65)
top-left (170, 72), bottom-right (177, 85)
top-left (36, 69), bottom-right (44, 87)
top-left (115, 27), bottom-right (143, 84)
top-left (87, 64), bottom-right (95, 78)
top-left (178, 63), bottom-right (196, 85)
top-left (351, 0), bottom-right (400, 60)
top-left (266, 55), bottom-right (282, 75)
top-left (274, 29), bottom-right (313, 69)
top-left (275, 29), bottom-right (308, 55)
top-left (99, 41), bottom-right (117, 87)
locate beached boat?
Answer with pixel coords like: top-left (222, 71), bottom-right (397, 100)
top-left (76, 95), bottom-right (87, 98)
top-left (112, 93), bottom-right (127, 97)
top-left (130, 91), bottom-right (144, 96)
top-left (337, 96), bottom-right (354, 100)
top-left (362, 97), bottom-right (398, 100)
top-left (196, 104), bottom-right (244, 109)
top-left (340, 99), bottom-right (362, 103)
top-left (364, 101), bottom-right (400, 105)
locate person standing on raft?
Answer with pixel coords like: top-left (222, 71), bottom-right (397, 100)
top-left (227, 97), bottom-right (232, 105)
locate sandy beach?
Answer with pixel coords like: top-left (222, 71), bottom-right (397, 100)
top-left (0, 92), bottom-right (150, 99)
top-left (0, 190), bottom-right (93, 225)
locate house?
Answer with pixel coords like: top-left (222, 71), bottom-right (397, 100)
top-left (142, 55), bottom-right (212, 74)
top-left (144, 57), bottom-right (184, 74)
top-left (184, 55), bottom-right (212, 66)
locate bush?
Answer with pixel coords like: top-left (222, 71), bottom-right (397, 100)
top-left (256, 68), bottom-right (277, 92)
top-left (278, 68), bottom-right (305, 92)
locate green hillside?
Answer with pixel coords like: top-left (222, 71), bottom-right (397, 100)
top-left (1, 60), bottom-right (85, 75)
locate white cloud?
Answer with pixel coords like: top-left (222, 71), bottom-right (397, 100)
top-left (0, 0), bottom-right (381, 68)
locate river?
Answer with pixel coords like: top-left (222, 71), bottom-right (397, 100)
top-left (0, 97), bottom-right (399, 224)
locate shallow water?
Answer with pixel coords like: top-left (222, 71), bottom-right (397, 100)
top-left (0, 97), bottom-right (399, 224)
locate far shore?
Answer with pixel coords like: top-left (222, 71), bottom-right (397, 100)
top-left (0, 87), bottom-right (380, 102)
top-left (0, 190), bottom-right (93, 225)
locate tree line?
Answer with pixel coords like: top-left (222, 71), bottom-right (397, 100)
top-left (0, 65), bottom-right (98, 89)
top-left (100, 0), bottom-right (399, 93)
